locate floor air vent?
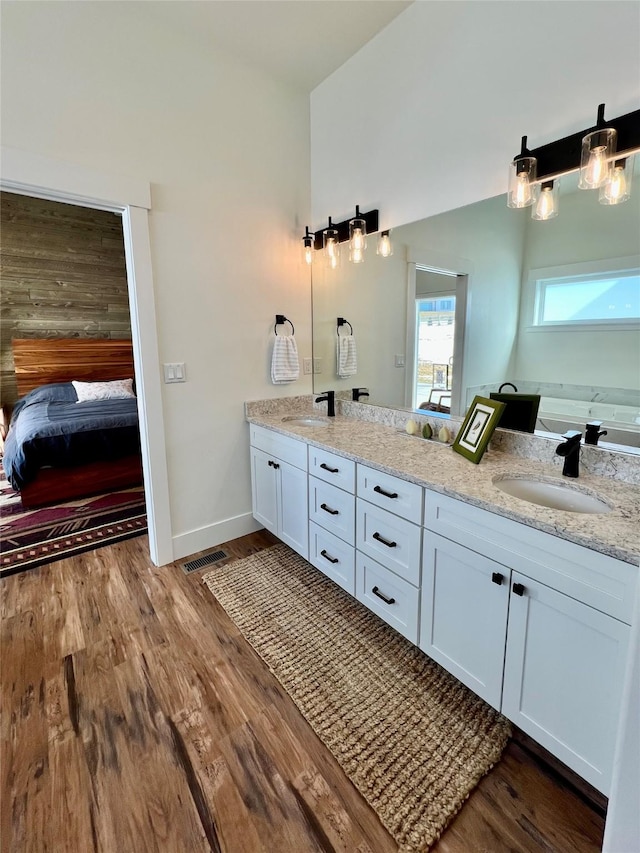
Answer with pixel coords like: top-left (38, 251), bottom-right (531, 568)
top-left (182, 549), bottom-right (229, 574)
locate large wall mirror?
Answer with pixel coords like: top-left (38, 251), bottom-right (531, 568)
top-left (311, 169), bottom-right (640, 451)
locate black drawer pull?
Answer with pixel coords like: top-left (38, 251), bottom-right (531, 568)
top-left (372, 586), bottom-right (396, 605)
top-left (374, 485), bottom-right (399, 499)
top-left (320, 549), bottom-right (339, 564)
top-left (320, 463), bottom-right (339, 473)
top-left (320, 503), bottom-right (339, 516)
top-left (492, 572), bottom-right (504, 585)
top-left (512, 582), bottom-right (525, 596)
top-left (372, 531), bottom-right (397, 548)
top-left (268, 460), bottom-right (280, 469)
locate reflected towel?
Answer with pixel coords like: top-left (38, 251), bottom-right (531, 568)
top-left (271, 335), bottom-right (300, 384)
top-left (337, 335), bottom-right (357, 377)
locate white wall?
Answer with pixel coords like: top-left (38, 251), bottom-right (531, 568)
top-left (310, 1), bottom-right (640, 230)
top-left (1, 1), bottom-right (312, 557)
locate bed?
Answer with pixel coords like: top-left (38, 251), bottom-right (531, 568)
top-left (3, 338), bottom-right (143, 508)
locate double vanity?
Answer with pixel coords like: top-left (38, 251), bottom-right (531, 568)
top-left (247, 401), bottom-right (640, 797)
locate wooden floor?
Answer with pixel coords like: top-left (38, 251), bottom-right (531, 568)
top-left (1, 531), bottom-right (606, 853)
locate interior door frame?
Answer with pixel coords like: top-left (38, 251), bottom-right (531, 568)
top-left (405, 248), bottom-right (474, 417)
top-left (0, 146), bottom-right (173, 566)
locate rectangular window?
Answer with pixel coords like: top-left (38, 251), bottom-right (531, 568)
top-left (534, 269), bottom-right (640, 326)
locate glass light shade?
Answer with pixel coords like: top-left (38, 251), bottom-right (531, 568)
top-left (302, 237), bottom-right (313, 265)
top-left (599, 157), bottom-right (632, 205)
top-left (377, 230), bottom-right (393, 258)
top-left (323, 228), bottom-right (340, 269)
top-left (348, 217), bottom-right (367, 263)
top-left (578, 127), bottom-right (616, 189)
top-left (507, 157), bottom-right (538, 208)
top-left (532, 180), bottom-right (559, 220)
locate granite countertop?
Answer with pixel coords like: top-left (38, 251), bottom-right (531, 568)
top-left (248, 411), bottom-right (640, 566)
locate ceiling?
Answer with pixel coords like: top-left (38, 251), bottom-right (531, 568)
top-left (145, 0), bottom-right (414, 92)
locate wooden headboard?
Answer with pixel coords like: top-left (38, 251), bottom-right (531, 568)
top-left (12, 338), bottom-right (135, 397)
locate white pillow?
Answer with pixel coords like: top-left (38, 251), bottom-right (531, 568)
top-left (72, 378), bottom-right (135, 402)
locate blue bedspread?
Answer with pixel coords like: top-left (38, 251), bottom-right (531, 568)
top-left (3, 383), bottom-right (141, 490)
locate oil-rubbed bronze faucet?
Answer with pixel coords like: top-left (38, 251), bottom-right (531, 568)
top-left (315, 390), bottom-right (335, 417)
top-left (555, 431), bottom-right (582, 478)
top-left (352, 387), bottom-right (369, 402)
top-left (585, 421), bottom-right (608, 445)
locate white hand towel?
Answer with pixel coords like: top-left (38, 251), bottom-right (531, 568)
top-left (337, 334), bottom-right (357, 377)
top-left (271, 335), bottom-right (300, 384)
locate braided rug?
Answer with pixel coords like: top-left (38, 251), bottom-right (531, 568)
top-left (203, 543), bottom-right (511, 852)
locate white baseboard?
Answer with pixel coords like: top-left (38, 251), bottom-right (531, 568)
top-left (171, 512), bottom-right (262, 561)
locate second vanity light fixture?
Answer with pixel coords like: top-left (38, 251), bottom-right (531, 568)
top-left (302, 205), bottom-right (392, 267)
top-left (508, 103), bottom-right (639, 220)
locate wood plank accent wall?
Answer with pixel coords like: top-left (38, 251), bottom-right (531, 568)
top-left (0, 192), bottom-right (132, 404)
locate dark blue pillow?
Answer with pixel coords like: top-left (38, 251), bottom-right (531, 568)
top-left (12, 382), bottom-right (78, 421)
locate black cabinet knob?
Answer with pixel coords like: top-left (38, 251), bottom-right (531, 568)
top-left (492, 572), bottom-right (504, 585)
top-left (512, 582), bottom-right (525, 596)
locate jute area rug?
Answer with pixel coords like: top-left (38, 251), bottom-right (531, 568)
top-left (0, 464), bottom-right (147, 577)
top-left (203, 543), bottom-right (512, 853)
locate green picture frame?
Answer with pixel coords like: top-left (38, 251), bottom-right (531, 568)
top-left (452, 395), bottom-right (506, 464)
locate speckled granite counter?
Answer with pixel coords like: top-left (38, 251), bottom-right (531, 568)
top-left (246, 408), bottom-right (640, 567)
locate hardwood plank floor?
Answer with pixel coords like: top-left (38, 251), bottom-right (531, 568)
top-left (0, 532), bottom-right (606, 852)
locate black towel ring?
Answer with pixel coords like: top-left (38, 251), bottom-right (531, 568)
top-left (498, 382), bottom-right (518, 393)
top-left (274, 314), bottom-right (295, 335)
top-left (337, 317), bottom-right (353, 335)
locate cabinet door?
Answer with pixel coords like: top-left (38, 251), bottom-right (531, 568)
top-left (250, 446), bottom-right (278, 535)
top-left (503, 572), bottom-right (630, 795)
top-left (278, 459), bottom-right (309, 560)
top-left (420, 533), bottom-right (510, 709)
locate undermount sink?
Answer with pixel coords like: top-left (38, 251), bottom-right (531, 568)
top-left (493, 476), bottom-right (612, 514)
top-left (282, 416), bottom-right (331, 427)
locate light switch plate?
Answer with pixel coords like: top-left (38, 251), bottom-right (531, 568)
top-left (313, 357), bottom-right (322, 374)
top-left (303, 358), bottom-right (313, 375)
top-left (395, 354), bottom-right (405, 368)
top-left (163, 362), bottom-right (186, 383)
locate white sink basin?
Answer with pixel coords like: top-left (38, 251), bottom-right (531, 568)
top-left (493, 476), bottom-right (612, 514)
top-left (282, 416), bottom-right (331, 427)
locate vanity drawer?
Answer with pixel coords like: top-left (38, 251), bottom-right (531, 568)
top-left (357, 464), bottom-right (423, 523)
top-left (249, 424), bottom-right (307, 470)
top-left (356, 551), bottom-right (419, 644)
top-left (309, 477), bottom-right (356, 545)
top-left (356, 499), bottom-right (422, 586)
top-left (309, 446), bottom-right (355, 493)
top-left (309, 522), bottom-right (355, 595)
top-left (424, 490), bottom-right (637, 624)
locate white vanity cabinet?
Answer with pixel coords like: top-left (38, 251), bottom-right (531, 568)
top-left (307, 447), bottom-right (356, 594)
top-left (249, 425), bottom-right (308, 559)
top-left (355, 464), bottom-right (423, 643)
top-left (422, 490), bottom-right (636, 795)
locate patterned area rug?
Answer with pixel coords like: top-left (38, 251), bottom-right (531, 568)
top-left (203, 544), bottom-right (512, 853)
top-left (0, 465), bottom-right (147, 577)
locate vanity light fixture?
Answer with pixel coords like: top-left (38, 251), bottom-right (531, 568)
top-left (348, 205), bottom-right (367, 264)
top-left (302, 226), bottom-right (314, 265)
top-left (323, 217), bottom-right (340, 269)
top-left (579, 105), bottom-right (616, 190)
top-left (377, 230), bottom-right (393, 257)
top-left (508, 104), bottom-right (640, 218)
top-left (310, 207), bottom-right (381, 268)
top-left (507, 136), bottom-right (538, 208)
top-left (531, 180), bottom-right (559, 220)
top-left (599, 156), bottom-right (633, 205)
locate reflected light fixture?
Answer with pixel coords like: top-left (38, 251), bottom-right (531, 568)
top-left (377, 230), bottom-right (393, 257)
top-left (348, 205), bottom-right (367, 263)
top-left (323, 217), bottom-right (340, 269)
top-left (531, 180), bottom-right (559, 220)
top-left (302, 226), bottom-right (314, 265)
top-left (508, 104), bottom-right (640, 221)
top-left (599, 156), bottom-right (633, 205)
top-left (507, 136), bottom-right (538, 208)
